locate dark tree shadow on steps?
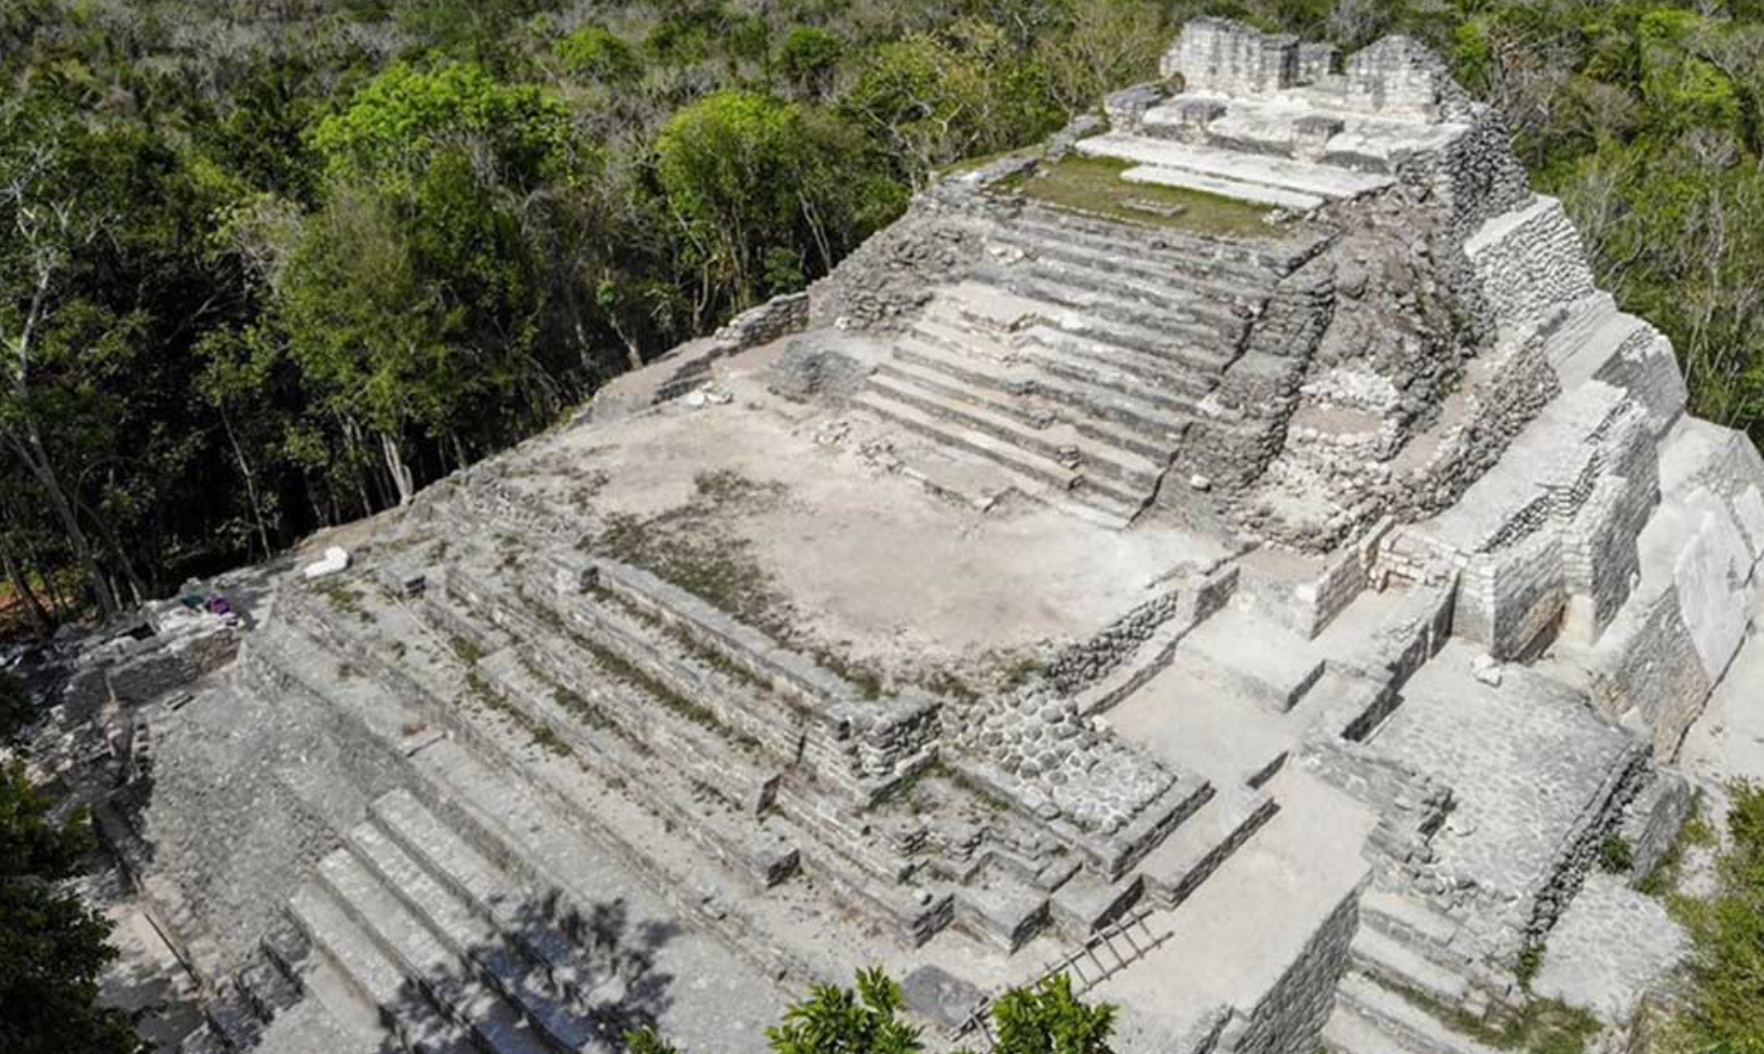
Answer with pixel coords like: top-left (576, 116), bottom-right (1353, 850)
top-left (366, 891), bottom-right (683, 1053)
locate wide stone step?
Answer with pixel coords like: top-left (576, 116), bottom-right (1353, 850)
top-left (369, 790), bottom-right (588, 1001)
top-left (993, 234), bottom-right (1263, 322)
top-left (964, 275), bottom-right (1239, 371)
top-left (1350, 926), bottom-right (1471, 1008)
top-left (1014, 325), bottom-right (1225, 400)
top-left (953, 871), bottom-right (1053, 952)
top-left (854, 383), bottom-right (1150, 505)
top-left (1076, 133), bottom-right (1394, 202)
top-left (1007, 206), bottom-right (1294, 283)
top-left (883, 348), bottom-right (1188, 463)
top-left (1138, 784), bottom-right (1278, 908)
top-left (313, 850), bottom-right (556, 1054)
top-left (864, 373), bottom-right (1162, 490)
top-left (971, 263), bottom-right (1246, 345)
top-left (1322, 1002), bottom-right (1412, 1054)
top-left (1359, 889), bottom-right (1471, 974)
top-left (1121, 163), bottom-right (1325, 212)
top-left (287, 885), bottom-right (478, 1054)
top-left (987, 223), bottom-right (1275, 311)
top-left (346, 817), bottom-right (601, 1052)
top-left (1048, 872), bottom-right (1145, 939)
top-left (1333, 974), bottom-right (1503, 1054)
top-left (876, 357), bottom-right (1048, 427)
top-left (908, 315), bottom-right (1216, 409)
top-left (249, 996), bottom-right (386, 1054)
top-left (851, 390), bottom-right (1144, 521)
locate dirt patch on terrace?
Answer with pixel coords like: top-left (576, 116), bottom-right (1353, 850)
top-left (504, 354), bottom-right (1226, 686)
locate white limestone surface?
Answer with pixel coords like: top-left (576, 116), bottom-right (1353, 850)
top-left (1074, 133), bottom-right (1393, 201)
top-left (1670, 491), bottom-right (1754, 681)
top-left (1119, 164), bottom-right (1324, 211)
top-left (1534, 872), bottom-right (1687, 1024)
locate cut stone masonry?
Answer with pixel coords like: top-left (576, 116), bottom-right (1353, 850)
top-left (58, 17), bottom-right (1764, 1054)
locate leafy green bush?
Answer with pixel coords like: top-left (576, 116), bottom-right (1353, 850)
top-left (780, 27), bottom-right (844, 95)
top-left (0, 760), bottom-right (144, 1054)
top-left (991, 974), bottom-right (1116, 1054)
top-left (0, 670), bottom-right (32, 742)
top-left (635, 966), bottom-right (1117, 1054)
top-left (556, 26), bottom-right (641, 84)
top-left (767, 967), bottom-right (922, 1054)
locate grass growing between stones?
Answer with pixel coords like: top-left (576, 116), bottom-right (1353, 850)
top-left (1373, 975), bottom-right (1599, 1054)
top-left (1659, 781), bottom-right (1764, 1054)
top-left (1639, 791), bottom-right (1714, 898)
top-left (595, 470), bottom-right (795, 635)
top-left (309, 576), bottom-right (371, 622)
top-left (591, 469), bottom-right (892, 700)
top-left (512, 581), bottom-right (763, 753)
top-left (998, 155), bottom-right (1282, 239)
top-left (462, 667), bottom-right (572, 759)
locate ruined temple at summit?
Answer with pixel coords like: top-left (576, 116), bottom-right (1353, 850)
top-left (62, 18), bottom-right (1764, 1054)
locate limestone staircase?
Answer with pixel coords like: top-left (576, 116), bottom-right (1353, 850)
top-left (244, 540), bottom-right (1298, 1041)
top-left (852, 206), bottom-right (1286, 522)
top-left (1322, 890), bottom-right (1507, 1054)
top-left (282, 786), bottom-right (626, 1054)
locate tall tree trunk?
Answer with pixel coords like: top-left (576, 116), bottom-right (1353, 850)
top-left (220, 407), bottom-right (274, 559)
top-left (381, 432), bottom-right (415, 507)
top-left (5, 427), bottom-right (116, 617)
top-left (2, 547), bottom-right (51, 637)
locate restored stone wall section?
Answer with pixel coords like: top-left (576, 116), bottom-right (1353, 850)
top-left (1589, 587), bottom-right (1714, 758)
top-left (1047, 590), bottom-right (1181, 695)
top-left (1162, 18), bottom-right (1299, 95)
top-left (1464, 197), bottom-right (1598, 336)
top-left (1219, 882), bottom-right (1364, 1054)
top-left (1596, 322), bottom-right (1688, 437)
top-left (1344, 37), bottom-right (1469, 121)
top-left (1432, 109), bottom-right (1534, 241)
top-left (65, 621), bottom-right (240, 710)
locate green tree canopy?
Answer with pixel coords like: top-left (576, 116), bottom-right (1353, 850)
top-left (767, 967), bottom-right (923, 1054)
top-left (312, 62), bottom-right (580, 192)
top-left (0, 761), bottom-right (143, 1054)
top-left (991, 974), bottom-right (1116, 1054)
top-left (556, 26), bottom-right (642, 84)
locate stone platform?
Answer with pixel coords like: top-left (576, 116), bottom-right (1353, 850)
top-left (66, 16), bottom-right (1764, 1054)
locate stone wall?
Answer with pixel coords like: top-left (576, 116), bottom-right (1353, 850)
top-left (1464, 198), bottom-right (1598, 336)
top-left (1431, 109), bottom-right (1534, 241)
top-left (1343, 37), bottom-right (1472, 122)
top-left (1594, 322), bottom-right (1688, 437)
top-left (651, 291), bottom-right (812, 405)
top-left (1047, 590), bottom-right (1181, 695)
top-left (808, 184), bottom-right (991, 331)
top-left (1456, 533), bottom-right (1567, 661)
top-left (65, 618), bottom-right (240, 710)
top-left (1219, 881), bottom-right (1364, 1054)
top-left (1587, 586), bottom-right (1715, 759)
top-left (1162, 18), bottom-right (1298, 96)
top-left (1619, 770), bottom-right (1693, 888)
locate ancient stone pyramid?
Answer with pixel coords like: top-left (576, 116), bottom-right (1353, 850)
top-left (81, 17), bottom-right (1762, 1054)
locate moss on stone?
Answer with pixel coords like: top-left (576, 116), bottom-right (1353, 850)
top-left (999, 154), bottom-right (1282, 239)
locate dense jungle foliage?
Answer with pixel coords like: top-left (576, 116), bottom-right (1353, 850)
top-left (1, 0), bottom-right (1764, 628)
